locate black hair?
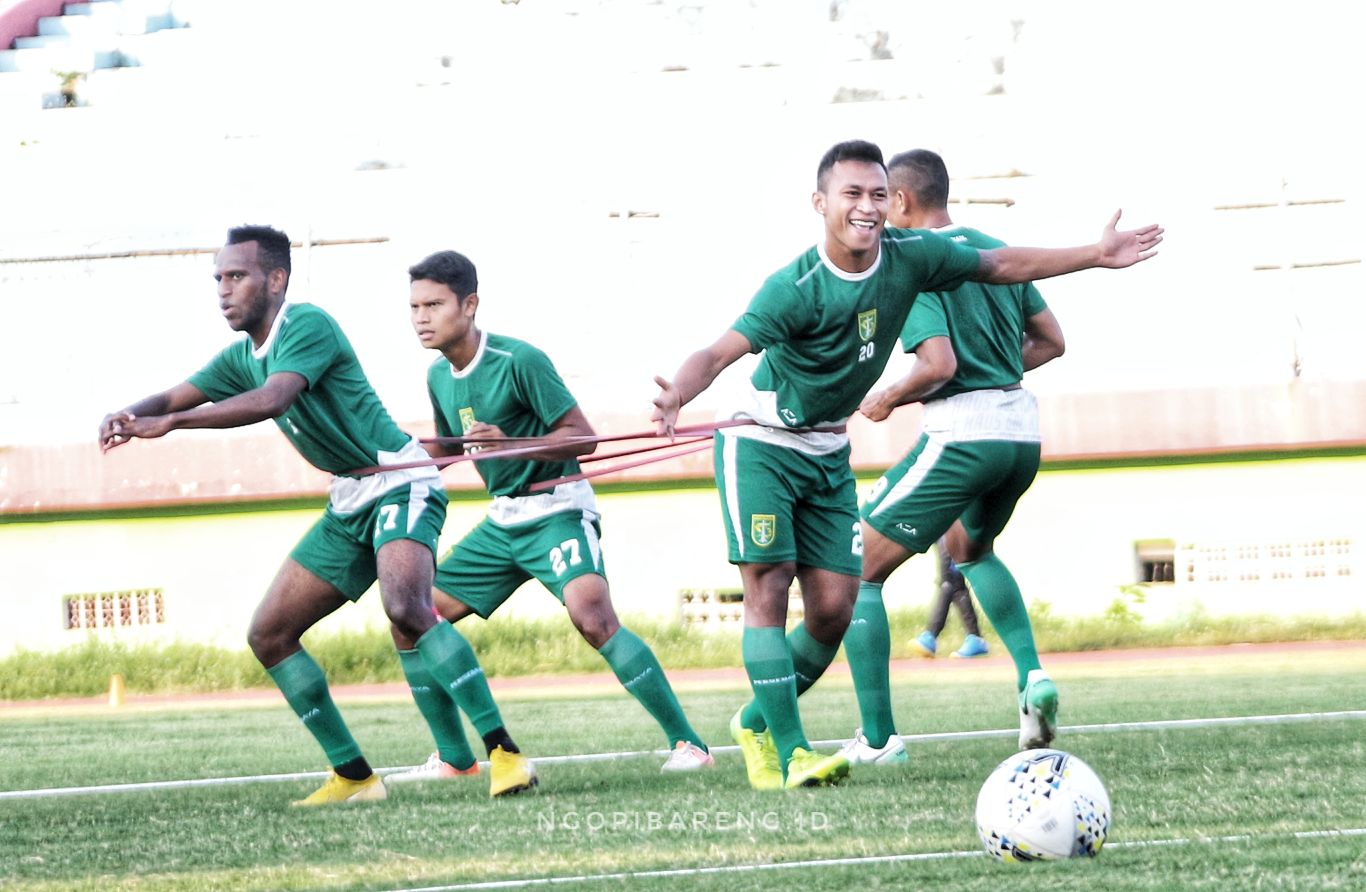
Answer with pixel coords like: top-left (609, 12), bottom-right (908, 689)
top-left (226, 225), bottom-right (292, 276)
top-left (887, 149), bottom-right (950, 209)
top-left (408, 250), bottom-right (478, 299)
top-left (815, 139), bottom-right (886, 192)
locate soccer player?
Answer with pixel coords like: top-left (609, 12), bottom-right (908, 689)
top-left (394, 249), bottom-right (714, 777)
top-left (98, 225), bottom-right (500, 805)
top-left (839, 148), bottom-right (1069, 766)
top-left (651, 140), bottom-right (1158, 789)
top-left (385, 598), bottom-right (537, 797)
top-left (910, 536), bottom-right (990, 660)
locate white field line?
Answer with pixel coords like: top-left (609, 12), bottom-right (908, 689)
top-left (2, 709), bottom-right (1363, 801)
top-left (381, 828), bottom-right (1366, 891)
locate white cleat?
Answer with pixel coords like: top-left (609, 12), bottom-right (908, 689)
top-left (661, 740), bottom-right (716, 772)
top-left (836, 728), bottom-right (908, 765)
top-left (1018, 669), bottom-right (1060, 750)
top-left (385, 751), bottom-right (479, 784)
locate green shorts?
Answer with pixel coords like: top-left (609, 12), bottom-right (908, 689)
top-left (290, 481), bottom-right (448, 601)
top-left (434, 509), bottom-right (606, 618)
top-left (860, 434), bottom-right (1040, 555)
top-left (714, 431), bottom-right (861, 575)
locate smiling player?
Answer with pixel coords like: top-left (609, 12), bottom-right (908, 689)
top-left (651, 139), bottom-right (1161, 790)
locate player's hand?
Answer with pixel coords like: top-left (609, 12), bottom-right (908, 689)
top-left (99, 411), bottom-right (136, 452)
top-left (858, 389), bottom-right (895, 423)
top-left (102, 413), bottom-right (174, 447)
top-left (1097, 209), bottom-right (1163, 268)
top-left (464, 422), bottom-right (506, 453)
top-left (651, 375), bottom-right (680, 438)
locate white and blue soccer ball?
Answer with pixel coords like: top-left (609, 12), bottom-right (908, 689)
top-left (975, 748), bottom-right (1110, 862)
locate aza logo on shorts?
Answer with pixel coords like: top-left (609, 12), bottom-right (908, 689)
top-left (458, 407), bottom-right (477, 433)
top-left (750, 514), bottom-right (777, 547)
top-left (857, 309), bottom-right (877, 342)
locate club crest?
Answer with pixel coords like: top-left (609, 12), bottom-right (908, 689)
top-left (857, 309), bottom-right (877, 342)
top-left (750, 514), bottom-right (777, 547)
top-left (458, 407), bottom-right (477, 433)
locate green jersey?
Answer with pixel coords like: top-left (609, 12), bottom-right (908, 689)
top-left (730, 229), bottom-right (981, 430)
top-left (189, 302), bottom-right (412, 474)
top-left (427, 332), bottom-right (580, 499)
top-left (899, 225), bottom-right (1047, 400)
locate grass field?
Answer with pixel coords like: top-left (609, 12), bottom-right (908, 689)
top-left (2, 644), bottom-right (1364, 891)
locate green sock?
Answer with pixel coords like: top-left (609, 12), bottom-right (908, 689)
top-left (398, 648), bottom-right (476, 770)
top-left (415, 621), bottom-right (506, 737)
top-left (961, 553), bottom-right (1040, 690)
top-left (266, 649), bottom-right (363, 768)
top-left (738, 623), bottom-right (841, 734)
top-left (844, 581), bottom-right (896, 747)
top-left (599, 627), bottom-right (705, 750)
top-left (787, 622), bottom-right (839, 695)
top-left (742, 625), bottom-right (809, 768)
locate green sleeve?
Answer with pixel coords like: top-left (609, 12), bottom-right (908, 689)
top-left (187, 342), bottom-right (250, 403)
top-left (514, 344), bottom-right (578, 426)
top-left (271, 310), bottom-right (339, 389)
top-left (920, 231), bottom-right (982, 293)
top-left (899, 293), bottom-right (950, 352)
top-left (731, 278), bottom-right (811, 352)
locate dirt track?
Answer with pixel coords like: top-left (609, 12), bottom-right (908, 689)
top-left (4, 639), bottom-right (1363, 716)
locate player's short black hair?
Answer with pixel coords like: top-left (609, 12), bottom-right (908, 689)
top-left (409, 250), bottom-right (478, 299)
top-left (816, 140), bottom-right (886, 192)
top-left (226, 225), bottom-right (292, 276)
top-left (887, 149), bottom-right (950, 209)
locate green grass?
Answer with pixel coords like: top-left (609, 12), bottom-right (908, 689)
top-left (1, 648), bottom-right (1364, 891)
top-left (4, 607), bottom-right (1366, 701)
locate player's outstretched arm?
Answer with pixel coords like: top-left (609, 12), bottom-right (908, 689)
top-left (99, 381), bottom-right (208, 452)
top-left (101, 373), bottom-right (306, 450)
top-left (978, 210), bottom-right (1163, 284)
top-left (652, 330), bottom-right (752, 437)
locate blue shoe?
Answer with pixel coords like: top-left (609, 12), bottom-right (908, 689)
top-left (951, 634), bottom-right (990, 659)
top-left (910, 630), bottom-right (937, 658)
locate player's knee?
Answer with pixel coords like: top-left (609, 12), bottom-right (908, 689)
top-left (570, 605), bottom-right (619, 650)
top-left (811, 601), bottom-right (854, 641)
top-left (383, 596), bottom-right (437, 641)
top-left (246, 624), bottom-right (293, 666)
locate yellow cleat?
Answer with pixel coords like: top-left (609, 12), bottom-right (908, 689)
top-left (729, 708), bottom-right (782, 791)
top-left (783, 747), bottom-right (851, 789)
top-left (291, 770), bottom-right (387, 807)
top-left (488, 745), bottom-right (538, 798)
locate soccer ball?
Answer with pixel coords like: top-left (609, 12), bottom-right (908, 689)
top-left (974, 748), bottom-right (1110, 862)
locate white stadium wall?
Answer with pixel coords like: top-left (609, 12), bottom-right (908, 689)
top-left (1, 1), bottom-right (1364, 655)
top-left (2, 456), bottom-right (1362, 657)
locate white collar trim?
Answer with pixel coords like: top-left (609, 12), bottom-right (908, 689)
top-left (816, 239), bottom-right (882, 282)
top-left (251, 302), bottom-right (290, 360)
top-left (448, 330), bottom-right (487, 379)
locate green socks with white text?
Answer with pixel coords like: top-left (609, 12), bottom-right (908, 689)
top-left (741, 625), bottom-right (809, 764)
top-left (266, 649), bottom-right (364, 769)
top-left (415, 621), bottom-right (506, 737)
top-left (844, 581), bottom-right (897, 748)
top-left (738, 622), bottom-right (840, 733)
top-left (960, 553), bottom-right (1040, 690)
top-left (398, 648), bottom-right (476, 770)
top-left (599, 626), bottom-right (706, 750)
